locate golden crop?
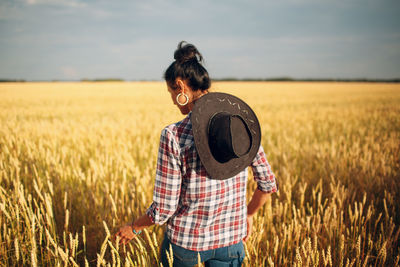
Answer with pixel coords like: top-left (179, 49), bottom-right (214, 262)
top-left (0, 81), bottom-right (399, 266)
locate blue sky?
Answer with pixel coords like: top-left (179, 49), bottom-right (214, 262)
top-left (0, 0), bottom-right (399, 80)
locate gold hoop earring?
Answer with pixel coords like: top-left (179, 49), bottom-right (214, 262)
top-left (176, 93), bottom-right (189, 106)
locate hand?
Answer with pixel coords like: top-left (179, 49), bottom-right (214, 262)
top-left (243, 215), bottom-right (253, 242)
top-left (115, 223), bottom-right (136, 245)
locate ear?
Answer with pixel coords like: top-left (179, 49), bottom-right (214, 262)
top-left (176, 78), bottom-right (185, 93)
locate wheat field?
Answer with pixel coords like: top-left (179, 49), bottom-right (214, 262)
top-left (0, 81), bottom-right (399, 266)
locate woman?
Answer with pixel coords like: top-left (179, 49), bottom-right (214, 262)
top-left (115, 41), bottom-right (278, 267)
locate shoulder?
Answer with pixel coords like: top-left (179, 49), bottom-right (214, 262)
top-left (161, 113), bottom-right (193, 149)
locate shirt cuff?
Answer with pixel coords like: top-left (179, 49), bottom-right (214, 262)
top-left (146, 202), bottom-right (157, 224)
top-left (256, 178), bottom-right (278, 193)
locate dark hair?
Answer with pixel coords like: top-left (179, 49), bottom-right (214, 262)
top-left (164, 41), bottom-right (211, 92)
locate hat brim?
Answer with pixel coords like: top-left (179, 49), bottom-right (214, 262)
top-left (192, 92), bottom-right (261, 180)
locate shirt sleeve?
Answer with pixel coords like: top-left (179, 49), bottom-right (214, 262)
top-left (250, 145), bottom-right (278, 193)
top-left (146, 127), bottom-right (182, 225)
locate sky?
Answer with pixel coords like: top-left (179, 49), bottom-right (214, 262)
top-left (0, 0), bottom-right (399, 81)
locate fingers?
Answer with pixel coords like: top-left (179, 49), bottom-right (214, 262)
top-left (243, 216), bottom-right (253, 242)
top-left (115, 235), bottom-right (129, 245)
top-left (114, 231), bottom-right (121, 239)
top-left (243, 227), bottom-right (248, 242)
top-left (115, 233), bottom-right (132, 245)
top-left (243, 230), bottom-right (248, 242)
top-left (114, 231), bottom-right (131, 245)
top-left (243, 227), bottom-right (251, 242)
top-left (118, 236), bottom-right (129, 245)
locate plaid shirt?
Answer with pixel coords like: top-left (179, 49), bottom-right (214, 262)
top-left (146, 112), bottom-right (277, 251)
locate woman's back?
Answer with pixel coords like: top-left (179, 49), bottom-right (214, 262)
top-left (147, 112), bottom-right (276, 251)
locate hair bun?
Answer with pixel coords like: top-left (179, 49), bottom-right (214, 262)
top-left (165, 41), bottom-right (211, 92)
top-left (174, 41), bottom-right (203, 64)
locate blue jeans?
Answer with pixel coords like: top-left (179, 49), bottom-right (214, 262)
top-left (160, 234), bottom-right (245, 267)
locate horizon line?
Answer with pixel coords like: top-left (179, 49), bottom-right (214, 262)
top-left (1, 77), bottom-right (400, 83)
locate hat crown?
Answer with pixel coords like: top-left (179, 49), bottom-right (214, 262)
top-left (208, 112), bottom-right (252, 163)
top-left (191, 92), bottom-right (261, 180)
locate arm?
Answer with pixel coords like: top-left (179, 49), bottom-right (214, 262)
top-left (244, 146), bottom-right (278, 242)
top-left (115, 127), bottom-right (182, 244)
top-left (243, 188), bottom-right (270, 242)
top-left (247, 188), bottom-right (271, 217)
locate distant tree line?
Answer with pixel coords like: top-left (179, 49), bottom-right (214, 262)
top-left (80, 78), bottom-right (125, 82)
top-left (212, 77), bottom-right (400, 83)
top-left (0, 79), bottom-right (26, 82)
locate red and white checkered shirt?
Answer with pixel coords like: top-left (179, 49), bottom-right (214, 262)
top-left (146, 112), bottom-right (277, 251)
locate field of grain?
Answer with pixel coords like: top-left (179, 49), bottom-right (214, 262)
top-left (0, 81), bottom-right (399, 266)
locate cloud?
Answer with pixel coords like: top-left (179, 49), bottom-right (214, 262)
top-left (25, 0), bottom-right (86, 8)
top-left (1, 0), bottom-right (399, 80)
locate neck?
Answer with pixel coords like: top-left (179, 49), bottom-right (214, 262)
top-left (187, 90), bottom-right (208, 113)
top-left (193, 90), bottom-right (208, 102)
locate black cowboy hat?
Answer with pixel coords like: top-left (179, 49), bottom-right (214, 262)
top-left (192, 92), bottom-right (261, 180)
